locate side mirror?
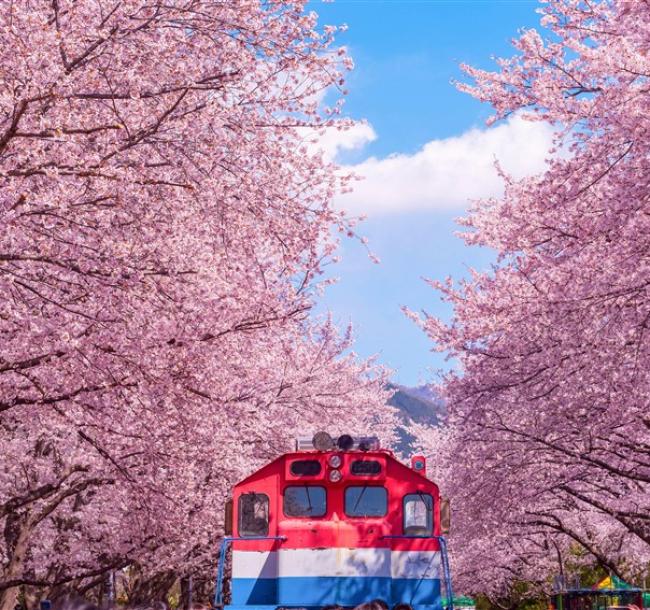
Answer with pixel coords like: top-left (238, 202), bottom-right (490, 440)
top-left (224, 499), bottom-right (233, 536)
top-left (440, 497), bottom-right (451, 535)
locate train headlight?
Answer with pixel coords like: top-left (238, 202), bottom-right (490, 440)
top-left (337, 434), bottom-right (354, 451)
top-left (328, 455), bottom-right (342, 468)
top-left (329, 469), bottom-right (342, 483)
top-left (312, 431), bottom-right (334, 451)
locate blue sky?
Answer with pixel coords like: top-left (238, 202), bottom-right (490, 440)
top-left (310, 0), bottom-right (547, 386)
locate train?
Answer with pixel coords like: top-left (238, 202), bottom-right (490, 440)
top-left (213, 432), bottom-right (453, 610)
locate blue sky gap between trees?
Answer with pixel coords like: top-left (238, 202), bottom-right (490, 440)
top-left (310, 0), bottom-right (546, 386)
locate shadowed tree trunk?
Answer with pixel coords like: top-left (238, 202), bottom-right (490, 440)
top-left (128, 570), bottom-right (177, 607)
top-left (1, 514), bottom-right (34, 610)
top-left (180, 576), bottom-right (192, 610)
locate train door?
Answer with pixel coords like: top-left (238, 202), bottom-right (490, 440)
top-left (391, 492), bottom-right (443, 609)
top-left (231, 490), bottom-right (278, 606)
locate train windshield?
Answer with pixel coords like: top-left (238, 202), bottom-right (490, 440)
top-left (284, 485), bottom-right (327, 517)
top-left (238, 493), bottom-right (269, 537)
top-left (345, 486), bottom-right (387, 517)
top-left (404, 493), bottom-right (433, 536)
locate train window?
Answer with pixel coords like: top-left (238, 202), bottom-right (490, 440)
top-left (350, 460), bottom-right (382, 475)
top-left (403, 493), bottom-right (433, 536)
top-left (290, 460), bottom-right (322, 476)
top-left (344, 486), bottom-right (387, 517)
top-left (284, 486), bottom-right (326, 517)
top-left (238, 493), bottom-right (269, 537)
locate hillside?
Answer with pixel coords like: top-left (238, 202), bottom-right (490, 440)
top-left (387, 384), bottom-right (445, 455)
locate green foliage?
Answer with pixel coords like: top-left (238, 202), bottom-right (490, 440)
top-left (474, 582), bottom-right (549, 610)
top-left (564, 545), bottom-right (608, 588)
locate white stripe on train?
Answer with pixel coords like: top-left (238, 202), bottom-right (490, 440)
top-left (232, 549), bottom-right (442, 579)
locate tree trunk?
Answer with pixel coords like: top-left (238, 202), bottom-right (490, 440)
top-left (0, 517), bottom-right (33, 610)
top-left (187, 575), bottom-right (213, 608)
top-left (23, 585), bottom-right (40, 610)
top-left (180, 576), bottom-right (192, 610)
top-left (127, 570), bottom-right (177, 607)
top-left (98, 572), bottom-right (116, 609)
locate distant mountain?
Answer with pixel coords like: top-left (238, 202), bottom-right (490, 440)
top-left (388, 383), bottom-right (445, 425)
top-left (387, 384), bottom-right (445, 456)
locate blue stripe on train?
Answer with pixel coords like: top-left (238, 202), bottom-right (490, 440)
top-left (231, 576), bottom-right (442, 607)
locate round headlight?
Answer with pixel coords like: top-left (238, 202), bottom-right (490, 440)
top-left (312, 431), bottom-right (334, 451)
top-left (329, 469), bottom-right (342, 483)
top-left (328, 454), bottom-right (342, 468)
top-left (337, 434), bottom-right (354, 451)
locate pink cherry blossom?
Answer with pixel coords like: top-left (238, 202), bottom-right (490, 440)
top-left (409, 0), bottom-right (650, 597)
top-left (0, 2), bottom-right (395, 606)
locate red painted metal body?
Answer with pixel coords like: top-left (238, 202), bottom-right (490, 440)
top-left (231, 449), bottom-right (441, 553)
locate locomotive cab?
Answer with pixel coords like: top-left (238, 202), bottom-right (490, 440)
top-left (215, 433), bottom-right (453, 610)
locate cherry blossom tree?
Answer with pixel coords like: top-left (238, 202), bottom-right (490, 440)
top-left (0, 2), bottom-right (394, 607)
top-left (2, 320), bottom-right (394, 606)
top-left (409, 0), bottom-right (650, 595)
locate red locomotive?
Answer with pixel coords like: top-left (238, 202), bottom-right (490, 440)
top-left (214, 432), bottom-right (453, 610)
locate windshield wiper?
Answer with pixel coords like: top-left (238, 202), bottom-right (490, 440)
top-left (352, 485), bottom-right (369, 514)
top-left (417, 490), bottom-right (431, 533)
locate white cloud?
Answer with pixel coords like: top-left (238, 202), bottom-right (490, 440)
top-left (332, 115), bottom-right (557, 216)
top-left (316, 121), bottom-right (377, 161)
top-left (298, 121), bottom-right (377, 162)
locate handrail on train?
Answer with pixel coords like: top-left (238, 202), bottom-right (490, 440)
top-left (213, 534), bottom-right (453, 610)
top-left (381, 535), bottom-right (454, 610)
top-left (213, 536), bottom-right (287, 608)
